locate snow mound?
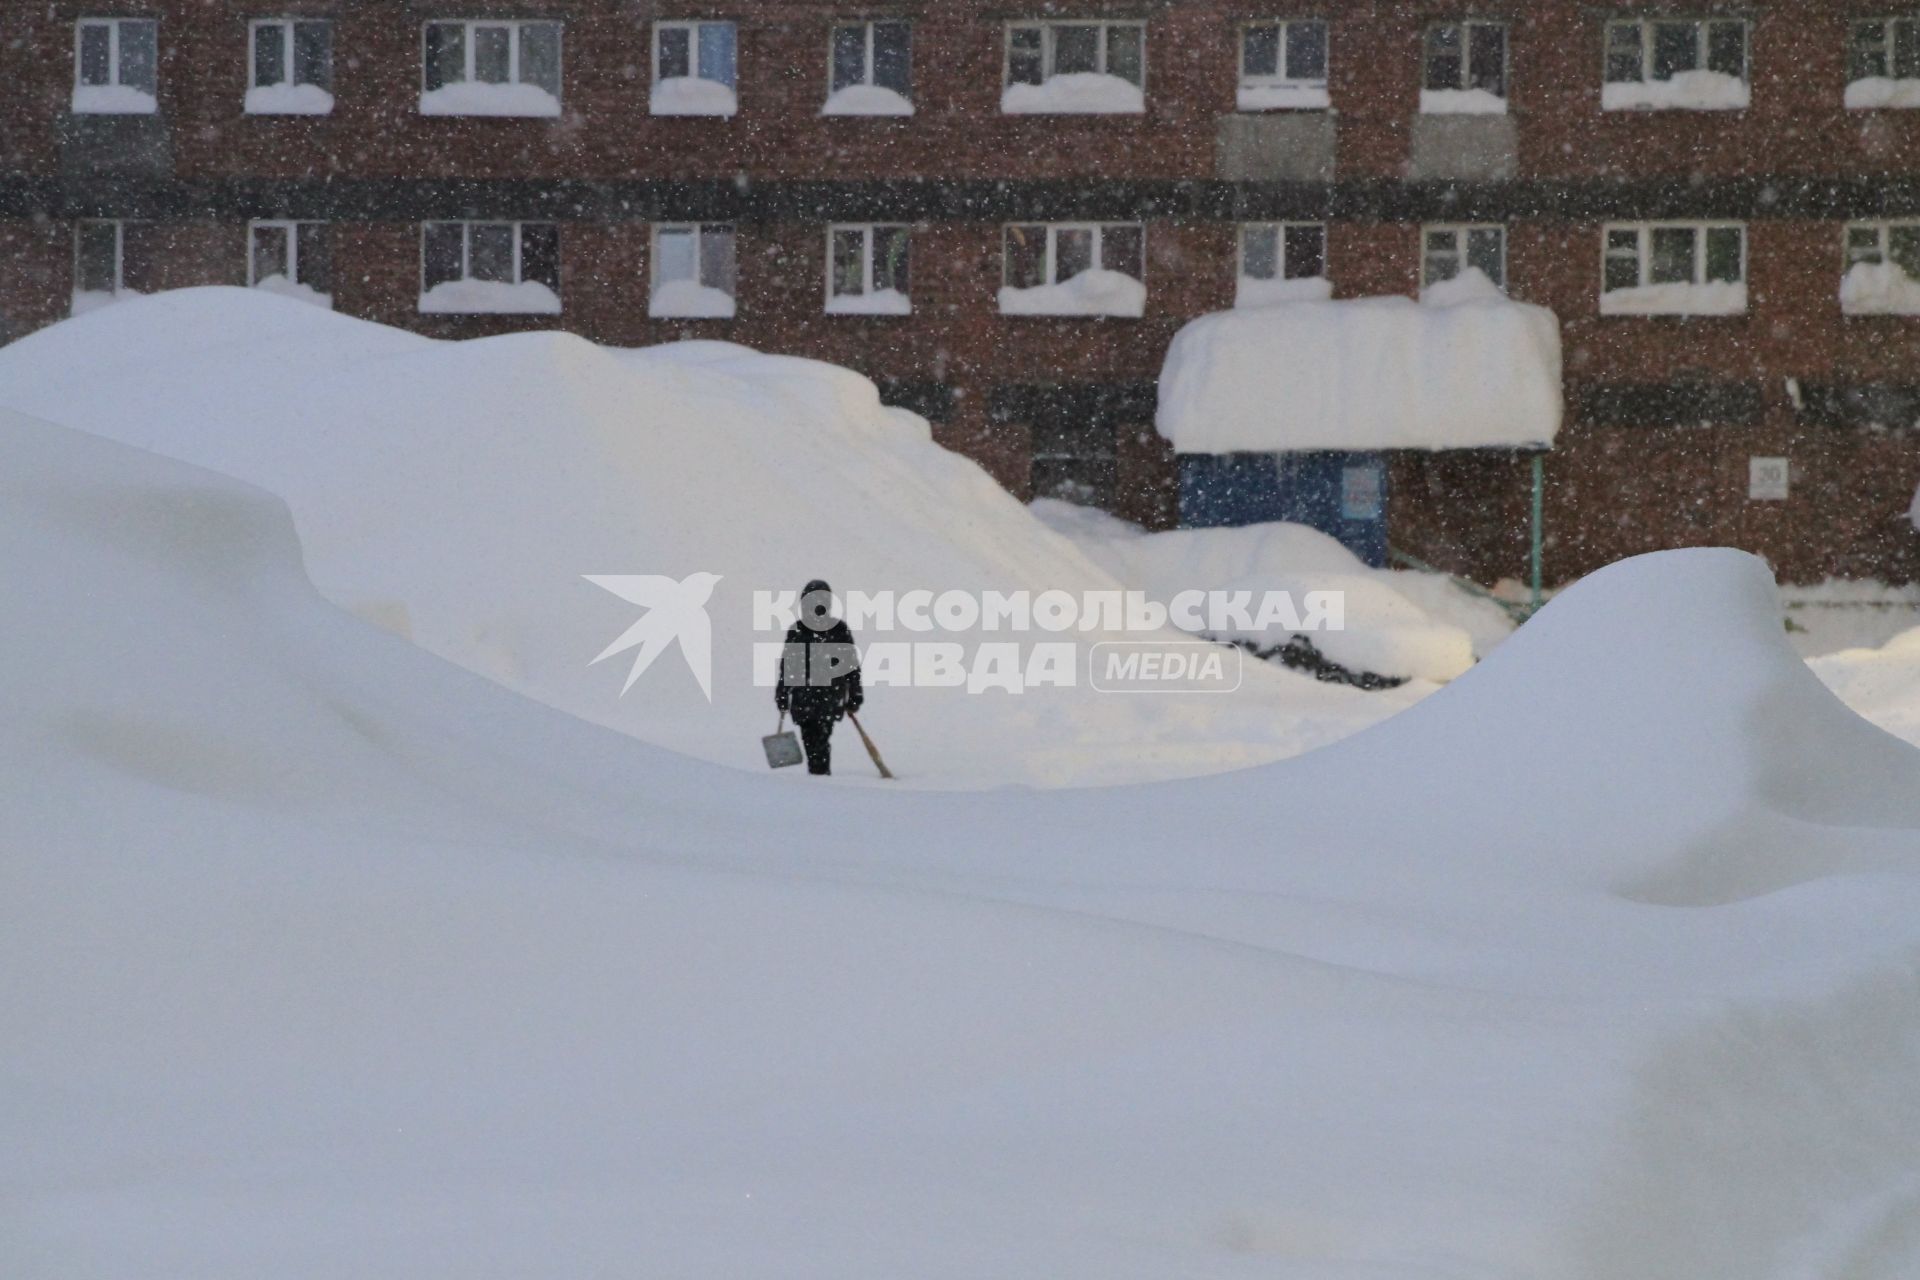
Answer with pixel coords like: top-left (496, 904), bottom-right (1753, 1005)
top-left (1841, 261), bottom-right (1920, 315)
top-left (1001, 72), bottom-right (1143, 114)
top-left (1158, 291), bottom-right (1562, 453)
top-left (1000, 268), bottom-right (1146, 317)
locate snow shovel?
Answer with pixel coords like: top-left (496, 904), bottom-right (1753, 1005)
top-left (846, 711), bottom-right (894, 780)
top-left (762, 713), bottom-right (803, 770)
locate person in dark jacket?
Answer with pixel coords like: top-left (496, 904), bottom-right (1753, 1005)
top-left (775, 578), bottom-right (863, 776)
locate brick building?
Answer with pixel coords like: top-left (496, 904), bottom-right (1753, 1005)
top-left (3, 1), bottom-right (1919, 584)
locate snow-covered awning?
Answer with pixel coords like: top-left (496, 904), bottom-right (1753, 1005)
top-left (1156, 283), bottom-right (1563, 454)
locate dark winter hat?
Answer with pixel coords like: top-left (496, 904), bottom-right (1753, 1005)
top-left (799, 579), bottom-right (835, 628)
top-left (802, 578), bottom-right (832, 598)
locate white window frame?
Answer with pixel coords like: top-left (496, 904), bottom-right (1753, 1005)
top-left (654, 20), bottom-right (737, 87)
top-left (825, 223), bottom-right (911, 311)
top-left (829, 19), bottom-right (911, 96)
top-left (73, 18), bottom-right (158, 105)
top-left (1003, 21), bottom-right (1147, 88)
top-left (1239, 19), bottom-right (1329, 95)
top-left (1849, 17), bottom-right (1920, 85)
top-left (420, 220), bottom-right (557, 290)
top-left (1422, 223), bottom-right (1507, 291)
top-left (247, 219), bottom-right (327, 289)
top-left (1600, 221), bottom-right (1747, 313)
top-left (1423, 19), bottom-right (1508, 94)
top-left (1604, 18), bottom-right (1749, 86)
top-left (420, 19), bottom-right (562, 94)
top-left (651, 222), bottom-right (737, 294)
top-left (248, 17), bottom-right (330, 90)
top-left (1003, 222), bottom-right (1146, 289)
top-left (1237, 221), bottom-right (1327, 281)
top-left (1846, 219), bottom-right (1920, 270)
top-left (74, 219), bottom-right (129, 295)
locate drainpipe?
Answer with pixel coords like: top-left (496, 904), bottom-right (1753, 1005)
top-left (1529, 451), bottom-right (1545, 617)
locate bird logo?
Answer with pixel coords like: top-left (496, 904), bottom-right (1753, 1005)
top-left (584, 572), bottom-right (723, 701)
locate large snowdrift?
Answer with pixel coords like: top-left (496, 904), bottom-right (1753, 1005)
top-left (8, 414), bottom-right (1920, 1277)
top-left (0, 288), bottom-right (1412, 788)
top-left (1157, 291), bottom-right (1563, 453)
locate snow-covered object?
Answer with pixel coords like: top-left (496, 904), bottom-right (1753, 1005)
top-left (1600, 280), bottom-right (1747, 316)
top-left (1157, 292), bottom-right (1562, 453)
top-left (419, 82), bottom-right (561, 117)
top-left (1810, 623), bottom-right (1920, 748)
top-left (1420, 266), bottom-right (1505, 307)
top-left (999, 269), bottom-right (1146, 317)
top-left (821, 85), bottom-right (913, 116)
top-left (1035, 501), bottom-right (1478, 681)
top-left (649, 280), bottom-right (737, 318)
top-left (825, 288), bottom-right (911, 316)
top-left (651, 76), bottom-right (738, 117)
top-left (1237, 83), bottom-right (1329, 111)
top-left (1847, 76), bottom-right (1920, 109)
top-left (70, 84), bottom-right (157, 114)
top-left (1234, 274), bottom-right (1332, 308)
top-left (252, 274), bottom-right (333, 309)
top-left (244, 83), bottom-right (334, 115)
top-left (1603, 70), bottom-right (1749, 111)
top-left (1840, 261), bottom-right (1920, 315)
top-left (1419, 87), bottom-right (1507, 114)
top-left (418, 279), bottom-right (561, 315)
top-left (1001, 73), bottom-right (1144, 114)
top-left (10, 420), bottom-right (1920, 1279)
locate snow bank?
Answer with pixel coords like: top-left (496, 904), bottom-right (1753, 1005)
top-left (825, 288), bottom-right (910, 316)
top-left (1000, 269), bottom-right (1145, 318)
top-left (419, 82), bottom-right (561, 117)
top-left (418, 279), bottom-right (561, 315)
top-left (1419, 87), bottom-right (1507, 114)
top-left (69, 289), bottom-right (138, 317)
top-left (71, 84), bottom-right (156, 114)
top-left (9, 417), bottom-right (1920, 1278)
top-left (1841, 261), bottom-right (1920, 315)
top-left (1158, 291), bottom-right (1562, 453)
top-left (821, 85), bottom-right (913, 116)
top-left (1810, 625), bottom-right (1920, 750)
top-left (252, 274), bottom-right (332, 309)
top-left (1603, 70), bottom-right (1749, 111)
top-left (1237, 83), bottom-right (1329, 111)
top-left (1001, 73), bottom-right (1143, 114)
top-left (1421, 265), bottom-right (1506, 306)
top-left (651, 76), bottom-right (737, 117)
top-left (1233, 274), bottom-right (1331, 308)
top-left (244, 83), bottom-right (334, 114)
top-left (1846, 77), bottom-right (1920, 109)
top-left (649, 280), bottom-right (736, 318)
top-left (1600, 280), bottom-right (1747, 316)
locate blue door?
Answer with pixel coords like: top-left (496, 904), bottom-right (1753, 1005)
top-left (1178, 450), bottom-right (1389, 566)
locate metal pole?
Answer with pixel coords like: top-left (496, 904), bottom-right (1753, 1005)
top-left (1529, 452), bottom-right (1545, 617)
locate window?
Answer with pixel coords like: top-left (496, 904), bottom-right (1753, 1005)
top-left (654, 21), bottom-right (737, 116)
top-left (1603, 19), bottom-right (1748, 110)
top-left (419, 221), bottom-right (561, 313)
top-left (1239, 20), bottom-right (1329, 110)
top-left (1001, 223), bottom-right (1146, 316)
top-left (1601, 223), bottom-right (1746, 315)
top-left (421, 20), bottom-right (562, 116)
top-left (1848, 19), bottom-right (1920, 108)
top-left (827, 20), bottom-right (911, 113)
top-left (248, 221), bottom-right (332, 305)
top-left (827, 224), bottom-right (911, 315)
top-left (72, 220), bottom-right (149, 314)
top-left (73, 18), bottom-right (158, 114)
top-left (248, 19), bottom-right (332, 114)
top-left (1423, 225), bottom-right (1506, 291)
top-left (1004, 21), bottom-right (1145, 114)
top-left (1237, 222), bottom-right (1330, 306)
top-left (651, 223), bottom-right (737, 318)
top-left (1422, 21), bottom-right (1506, 112)
top-left (1842, 221), bottom-right (1920, 314)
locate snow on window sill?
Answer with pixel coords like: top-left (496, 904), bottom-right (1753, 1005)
top-left (1236, 82), bottom-right (1330, 112)
top-left (1600, 281), bottom-right (1747, 316)
top-left (1419, 88), bottom-right (1508, 116)
top-left (1234, 275), bottom-right (1333, 309)
top-left (253, 276), bottom-right (334, 309)
top-left (1001, 73), bottom-right (1144, 115)
top-left (419, 279), bottom-right (562, 315)
top-left (999, 270), bottom-right (1146, 318)
top-left (71, 85), bottom-right (158, 115)
top-left (649, 281), bottom-right (737, 319)
top-left (822, 85), bottom-right (914, 117)
top-left (1841, 263), bottom-right (1920, 316)
top-left (1420, 268), bottom-right (1506, 308)
top-left (245, 83), bottom-right (335, 115)
top-left (651, 77), bottom-right (738, 117)
top-left (1602, 71), bottom-right (1749, 112)
top-left (70, 289), bottom-right (142, 316)
top-left (1846, 77), bottom-right (1920, 110)
top-left (419, 83), bottom-right (561, 118)
top-left (825, 289), bottom-right (912, 316)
